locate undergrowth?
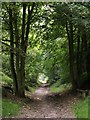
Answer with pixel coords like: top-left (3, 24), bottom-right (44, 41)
top-left (73, 97), bottom-right (89, 118)
top-left (2, 99), bottom-right (21, 117)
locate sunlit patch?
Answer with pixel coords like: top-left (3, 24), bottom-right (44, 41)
top-left (36, 97), bottom-right (41, 100)
top-left (38, 73), bottom-right (48, 84)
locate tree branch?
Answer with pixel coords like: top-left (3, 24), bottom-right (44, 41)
top-left (2, 39), bottom-right (11, 42)
top-left (2, 39), bottom-right (16, 44)
top-left (2, 42), bottom-right (10, 47)
top-left (25, 3), bottom-right (35, 53)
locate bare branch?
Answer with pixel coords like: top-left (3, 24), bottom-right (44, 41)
top-left (2, 39), bottom-right (11, 42)
top-left (2, 39), bottom-right (16, 44)
top-left (2, 42), bottom-right (10, 47)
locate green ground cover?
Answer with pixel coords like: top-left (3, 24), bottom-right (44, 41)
top-left (0, 99), bottom-right (2, 116)
top-left (73, 97), bottom-right (89, 118)
top-left (26, 86), bottom-right (37, 93)
top-left (2, 99), bottom-right (21, 117)
top-left (50, 81), bottom-right (71, 93)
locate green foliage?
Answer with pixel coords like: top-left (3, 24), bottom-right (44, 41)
top-left (42, 36), bottom-right (70, 85)
top-left (50, 81), bottom-right (72, 93)
top-left (73, 97), bottom-right (89, 118)
top-left (25, 47), bottom-right (43, 88)
top-left (0, 71), bottom-right (13, 86)
top-left (80, 72), bottom-right (88, 86)
top-left (0, 99), bottom-right (1, 117)
top-left (27, 86), bottom-right (37, 93)
top-left (50, 2), bottom-right (90, 89)
top-left (2, 54), bottom-right (11, 77)
top-left (2, 99), bottom-right (20, 117)
top-left (2, 2), bottom-right (90, 94)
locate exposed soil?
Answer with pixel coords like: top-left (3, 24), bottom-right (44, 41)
top-left (16, 85), bottom-right (79, 118)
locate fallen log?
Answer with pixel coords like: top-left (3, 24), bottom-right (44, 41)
top-left (76, 89), bottom-right (90, 98)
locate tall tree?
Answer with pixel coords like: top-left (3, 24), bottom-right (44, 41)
top-left (2, 2), bottom-right (35, 97)
top-left (8, 3), bottom-right (18, 95)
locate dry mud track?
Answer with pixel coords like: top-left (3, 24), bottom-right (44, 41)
top-left (17, 86), bottom-right (78, 118)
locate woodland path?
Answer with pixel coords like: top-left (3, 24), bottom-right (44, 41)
top-left (18, 85), bottom-right (78, 118)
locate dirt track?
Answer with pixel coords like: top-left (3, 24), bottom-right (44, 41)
top-left (18, 86), bottom-right (78, 118)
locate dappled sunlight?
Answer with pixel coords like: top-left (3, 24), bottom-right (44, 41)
top-left (2, 2), bottom-right (90, 119)
top-left (38, 73), bottom-right (48, 84)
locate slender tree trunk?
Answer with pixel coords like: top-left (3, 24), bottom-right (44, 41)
top-left (66, 15), bottom-right (77, 90)
top-left (9, 5), bottom-right (18, 95)
top-left (86, 43), bottom-right (90, 89)
top-left (69, 17), bottom-right (76, 89)
top-left (13, 4), bottom-right (20, 96)
top-left (80, 30), bottom-right (88, 89)
top-left (81, 31), bottom-right (87, 72)
top-left (25, 3), bottom-right (35, 53)
top-left (18, 3), bottom-right (27, 97)
top-left (76, 28), bottom-right (81, 88)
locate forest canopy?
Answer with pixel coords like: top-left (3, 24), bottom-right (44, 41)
top-left (1, 2), bottom-right (90, 97)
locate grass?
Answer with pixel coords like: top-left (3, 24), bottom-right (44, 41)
top-left (73, 97), bottom-right (89, 118)
top-left (28, 86), bottom-right (37, 93)
top-left (2, 99), bottom-right (21, 117)
top-left (0, 99), bottom-right (2, 117)
top-left (50, 81), bottom-right (71, 93)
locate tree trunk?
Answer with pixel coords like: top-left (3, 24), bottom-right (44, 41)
top-left (18, 3), bottom-right (35, 97)
top-left (81, 31), bottom-right (87, 73)
top-left (13, 4), bottom-right (20, 96)
top-left (80, 30), bottom-right (88, 89)
top-left (18, 3), bottom-right (27, 97)
top-left (66, 14), bottom-right (77, 90)
top-left (25, 3), bottom-right (35, 53)
top-left (86, 43), bottom-right (90, 89)
top-left (9, 5), bottom-right (18, 95)
top-left (8, 3), bottom-right (35, 97)
top-left (76, 28), bottom-right (81, 88)
top-left (69, 18), bottom-right (76, 89)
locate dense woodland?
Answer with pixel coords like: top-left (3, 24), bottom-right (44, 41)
top-left (1, 2), bottom-right (90, 98)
